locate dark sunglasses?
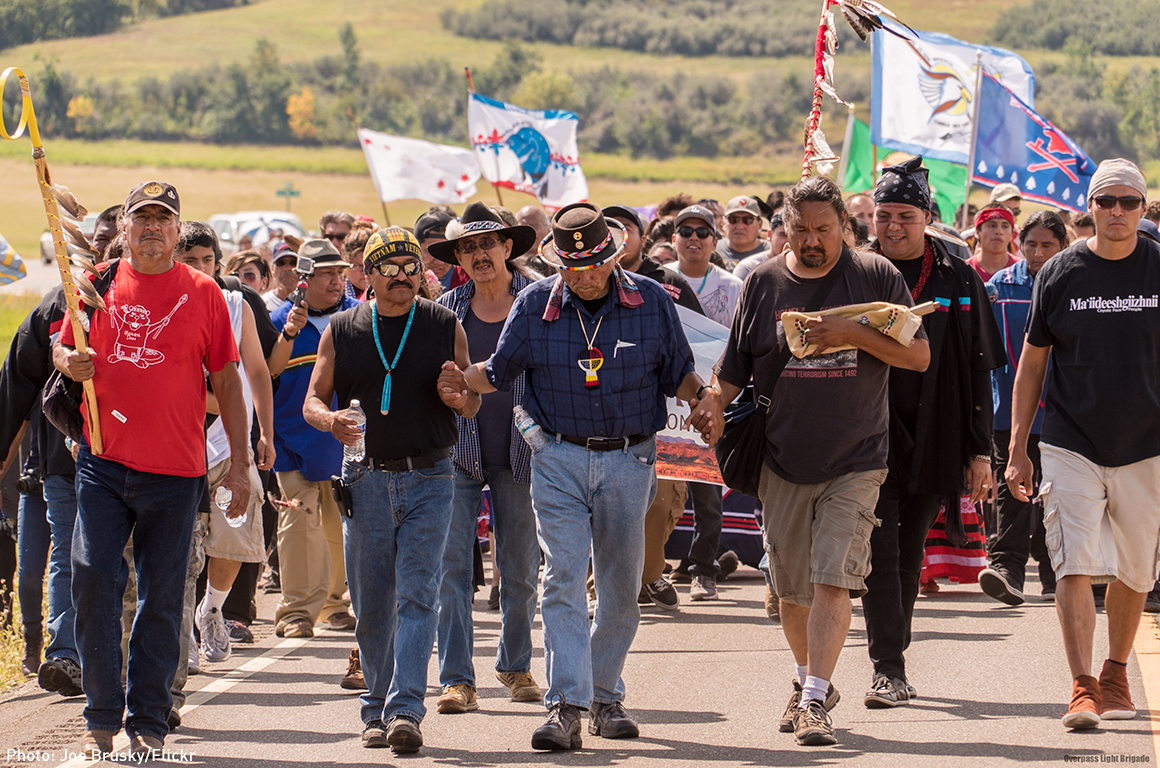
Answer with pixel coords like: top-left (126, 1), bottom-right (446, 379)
top-left (372, 261), bottom-right (423, 278)
top-left (1092, 195), bottom-right (1144, 211)
top-left (455, 236), bottom-right (502, 256)
top-left (677, 226), bottom-right (714, 239)
top-left (324, 233), bottom-right (346, 243)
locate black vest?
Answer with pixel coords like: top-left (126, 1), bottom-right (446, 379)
top-left (330, 299), bottom-right (458, 461)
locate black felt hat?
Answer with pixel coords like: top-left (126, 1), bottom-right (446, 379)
top-left (541, 203), bottom-right (627, 271)
top-left (426, 202), bottom-right (537, 266)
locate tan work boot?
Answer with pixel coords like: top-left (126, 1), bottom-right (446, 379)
top-left (436, 683), bottom-right (479, 714)
top-left (497, 671), bottom-right (543, 702)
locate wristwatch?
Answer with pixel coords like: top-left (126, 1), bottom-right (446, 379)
top-left (281, 328), bottom-right (299, 342)
top-left (696, 383), bottom-right (719, 400)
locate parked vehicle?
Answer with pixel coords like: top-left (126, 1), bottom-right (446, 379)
top-left (209, 212), bottom-right (306, 256)
top-left (40, 213), bottom-right (99, 264)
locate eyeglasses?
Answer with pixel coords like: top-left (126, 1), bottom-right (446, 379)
top-left (455, 236), bottom-right (502, 256)
top-left (677, 226), bottom-right (714, 239)
top-left (1093, 195), bottom-right (1144, 211)
top-left (727, 215), bottom-right (756, 226)
top-left (324, 232), bottom-right (347, 243)
top-left (372, 261), bottom-right (423, 278)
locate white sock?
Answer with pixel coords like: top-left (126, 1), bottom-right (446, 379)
top-left (801, 675), bottom-right (830, 708)
top-left (796, 664), bottom-right (809, 687)
top-left (202, 584), bottom-right (230, 614)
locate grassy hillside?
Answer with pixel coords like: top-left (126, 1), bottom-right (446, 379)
top-left (2, 0), bottom-right (1031, 86)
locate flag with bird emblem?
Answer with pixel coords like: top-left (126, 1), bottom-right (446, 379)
top-left (871, 21), bottom-right (1034, 165)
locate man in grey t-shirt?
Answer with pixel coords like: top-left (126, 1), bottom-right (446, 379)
top-left (716, 195), bottom-right (770, 268)
top-left (710, 176), bottom-right (929, 747)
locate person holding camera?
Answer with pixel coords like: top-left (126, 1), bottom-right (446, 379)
top-left (304, 226), bottom-right (478, 754)
top-left (268, 239), bottom-right (360, 639)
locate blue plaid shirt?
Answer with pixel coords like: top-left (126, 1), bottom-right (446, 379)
top-left (438, 271), bottom-right (536, 483)
top-left (486, 271), bottom-right (695, 438)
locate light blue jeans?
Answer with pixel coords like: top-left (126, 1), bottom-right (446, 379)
top-left (343, 457), bottom-right (455, 726)
top-left (438, 468), bottom-right (540, 688)
top-left (43, 474), bottom-right (78, 662)
top-left (531, 436), bottom-right (657, 709)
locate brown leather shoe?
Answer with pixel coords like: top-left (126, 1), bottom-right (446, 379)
top-left (1062, 674), bottom-right (1101, 730)
top-left (1098, 659), bottom-right (1135, 719)
top-left (79, 729), bottom-right (116, 757)
top-left (327, 612), bottom-right (357, 631)
top-left (275, 618), bottom-right (314, 638)
top-left (765, 586), bottom-right (780, 623)
top-left (340, 648), bottom-right (367, 690)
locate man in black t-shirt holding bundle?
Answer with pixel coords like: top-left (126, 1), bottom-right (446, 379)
top-left (304, 227), bottom-right (479, 755)
top-left (1008, 159), bottom-right (1160, 732)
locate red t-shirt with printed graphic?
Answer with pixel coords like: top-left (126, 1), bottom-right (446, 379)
top-left (61, 259), bottom-right (239, 477)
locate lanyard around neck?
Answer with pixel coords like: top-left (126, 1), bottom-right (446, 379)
top-left (370, 301), bottom-right (417, 415)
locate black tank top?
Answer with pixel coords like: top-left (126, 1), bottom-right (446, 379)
top-left (330, 300), bottom-right (458, 461)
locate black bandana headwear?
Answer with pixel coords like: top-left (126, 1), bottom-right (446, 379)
top-left (874, 155), bottom-right (932, 210)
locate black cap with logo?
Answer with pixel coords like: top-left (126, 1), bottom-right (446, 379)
top-left (124, 181), bottom-right (180, 217)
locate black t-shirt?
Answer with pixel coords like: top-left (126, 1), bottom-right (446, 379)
top-left (330, 300), bottom-right (458, 461)
top-left (1027, 237), bottom-right (1160, 466)
top-left (887, 256), bottom-right (926, 434)
top-left (463, 308), bottom-right (513, 471)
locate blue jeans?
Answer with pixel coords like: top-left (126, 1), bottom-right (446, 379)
top-left (43, 474), bottom-right (78, 662)
top-left (438, 468), bottom-right (539, 688)
top-left (531, 436), bottom-right (657, 709)
top-left (17, 488), bottom-right (49, 640)
top-left (343, 457), bottom-right (455, 726)
top-left (72, 448), bottom-right (201, 741)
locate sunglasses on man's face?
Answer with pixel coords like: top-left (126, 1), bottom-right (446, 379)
top-left (1093, 195), bottom-right (1144, 212)
top-left (372, 261), bottom-right (423, 278)
top-left (677, 226), bottom-right (714, 240)
top-left (455, 236), bottom-right (502, 256)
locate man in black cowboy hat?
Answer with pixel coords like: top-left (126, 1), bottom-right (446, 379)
top-left (460, 202), bottom-right (722, 751)
top-left (426, 202), bottom-right (545, 714)
top-left (861, 156), bottom-right (1003, 708)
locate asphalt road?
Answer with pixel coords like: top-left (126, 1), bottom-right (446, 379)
top-left (1, 567), bottom-right (1157, 767)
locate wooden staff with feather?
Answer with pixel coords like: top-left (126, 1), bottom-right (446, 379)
top-left (802, 0), bottom-right (916, 179)
top-left (1, 66), bottom-right (104, 454)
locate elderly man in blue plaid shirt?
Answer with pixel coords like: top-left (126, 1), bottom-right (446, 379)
top-left (462, 203), bottom-right (722, 751)
top-left (430, 202), bottom-right (544, 715)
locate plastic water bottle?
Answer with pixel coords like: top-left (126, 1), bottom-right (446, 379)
top-left (513, 405), bottom-right (551, 452)
top-left (344, 399), bottom-right (367, 463)
top-left (214, 485), bottom-right (247, 529)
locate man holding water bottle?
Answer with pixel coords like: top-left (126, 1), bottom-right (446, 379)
top-left (304, 226), bottom-right (478, 755)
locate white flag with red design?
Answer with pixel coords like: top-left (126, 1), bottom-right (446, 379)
top-left (358, 128), bottom-right (480, 205)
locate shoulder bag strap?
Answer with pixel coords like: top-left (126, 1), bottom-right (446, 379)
top-left (755, 247), bottom-right (854, 414)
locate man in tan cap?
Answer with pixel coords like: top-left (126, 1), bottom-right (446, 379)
top-left (989, 182), bottom-right (1023, 223)
top-left (716, 195), bottom-right (770, 267)
top-left (1007, 158), bottom-right (1160, 731)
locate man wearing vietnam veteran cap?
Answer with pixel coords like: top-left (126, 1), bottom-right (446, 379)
top-left (305, 226), bottom-right (479, 754)
top-left (460, 202), bottom-right (723, 750)
top-left (268, 238), bottom-right (360, 641)
top-left (861, 156), bottom-right (1005, 709)
top-left (53, 181), bottom-right (251, 756)
top-left (1007, 158), bottom-right (1160, 731)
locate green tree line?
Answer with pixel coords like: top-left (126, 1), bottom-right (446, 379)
top-left (0, 0), bottom-right (247, 50)
top-left (990, 0), bottom-right (1160, 57)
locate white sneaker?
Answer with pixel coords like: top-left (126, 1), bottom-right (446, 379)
top-left (196, 602), bottom-right (232, 663)
top-left (188, 628), bottom-right (201, 676)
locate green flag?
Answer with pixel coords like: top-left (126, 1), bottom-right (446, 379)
top-left (841, 116), bottom-right (968, 225)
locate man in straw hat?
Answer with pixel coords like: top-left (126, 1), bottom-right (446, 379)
top-left (1007, 158), bottom-right (1160, 731)
top-left (54, 181), bottom-right (251, 757)
top-left (305, 226), bottom-right (478, 754)
top-left (460, 202), bottom-right (722, 750)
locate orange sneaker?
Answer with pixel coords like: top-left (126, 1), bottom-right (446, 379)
top-left (1062, 674), bottom-right (1101, 730)
top-left (1098, 660), bottom-right (1135, 720)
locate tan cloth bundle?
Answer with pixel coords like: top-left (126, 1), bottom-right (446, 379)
top-left (782, 300), bottom-right (938, 359)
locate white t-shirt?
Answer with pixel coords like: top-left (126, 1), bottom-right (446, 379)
top-left (663, 262), bottom-right (743, 327)
top-left (206, 290), bottom-right (254, 467)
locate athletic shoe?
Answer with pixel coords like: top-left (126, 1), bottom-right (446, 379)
top-left (436, 683), bottom-right (479, 714)
top-left (765, 586), bottom-right (780, 623)
top-left (906, 682), bottom-right (918, 700)
top-left (385, 717), bottom-right (423, 754)
top-left (793, 700), bottom-right (837, 746)
top-left (1098, 660), bottom-right (1135, 720)
top-left (718, 550), bottom-right (740, 579)
top-left (589, 701), bottom-right (639, 738)
top-left (38, 657), bottom-right (83, 697)
top-left (1062, 674), bottom-right (1101, 730)
top-left (1144, 591), bottom-right (1160, 614)
top-left (276, 617), bottom-right (314, 638)
top-left (864, 674), bottom-right (910, 708)
top-left (327, 612), bottom-right (357, 631)
top-left (496, 671), bottom-right (542, 702)
top-left (188, 632), bottom-right (201, 676)
top-left (196, 602), bottom-right (232, 663)
top-left (341, 648), bottom-right (367, 690)
top-left (689, 574), bottom-right (718, 601)
top-left (488, 584), bottom-right (500, 611)
top-left (361, 720), bottom-right (387, 748)
top-left (978, 567), bottom-right (1025, 606)
top-left (532, 701), bottom-right (582, 751)
top-left (644, 577), bottom-right (680, 610)
top-left (780, 680), bottom-right (840, 733)
top-left (226, 620), bottom-right (254, 644)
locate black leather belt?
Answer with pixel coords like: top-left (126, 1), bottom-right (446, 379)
top-left (362, 448), bottom-right (450, 472)
top-left (559, 434), bottom-right (651, 452)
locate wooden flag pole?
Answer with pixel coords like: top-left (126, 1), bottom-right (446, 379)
top-left (1, 66), bottom-right (103, 454)
top-left (464, 67), bottom-right (505, 206)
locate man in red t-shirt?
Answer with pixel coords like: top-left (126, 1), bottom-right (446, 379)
top-left (54, 181), bottom-right (250, 758)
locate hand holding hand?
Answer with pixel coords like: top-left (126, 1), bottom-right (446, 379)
top-left (438, 361), bottom-right (470, 411)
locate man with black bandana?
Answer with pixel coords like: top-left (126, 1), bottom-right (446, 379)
top-left (268, 239), bottom-right (361, 639)
top-left (861, 156), bottom-right (1005, 708)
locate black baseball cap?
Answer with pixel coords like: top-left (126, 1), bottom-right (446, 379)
top-left (124, 181), bottom-right (180, 217)
top-left (602, 204), bottom-right (645, 236)
top-left (414, 210), bottom-right (454, 242)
